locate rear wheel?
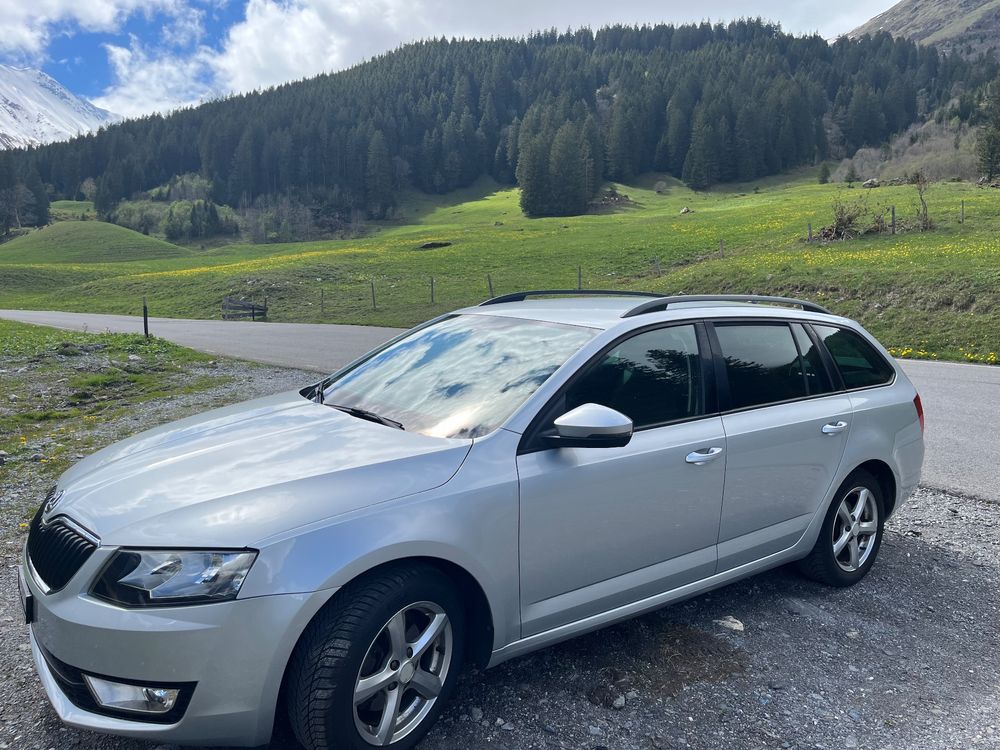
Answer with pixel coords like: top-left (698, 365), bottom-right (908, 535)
top-left (798, 470), bottom-right (885, 587)
top-left (287, 564), bottom-right (465, 749)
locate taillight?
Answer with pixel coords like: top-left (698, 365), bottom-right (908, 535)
top-left (913, 394), bottom-right (925, 434)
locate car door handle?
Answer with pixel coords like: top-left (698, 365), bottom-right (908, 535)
top-left (822, 421), bottom-right (848, 435)
top-left (686, 447), bottom-right (723, 465)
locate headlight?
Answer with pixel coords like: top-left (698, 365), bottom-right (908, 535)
top-left (92, 549), bottom-right (257, 607)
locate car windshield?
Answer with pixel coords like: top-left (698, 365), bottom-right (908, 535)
top-left (318, 314), bottom-right (595, 438)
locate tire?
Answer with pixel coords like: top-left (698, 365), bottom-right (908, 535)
top-left (797, 469), bottom-right (886, 587)
top-left (286, 563), bottom-right (466, 750)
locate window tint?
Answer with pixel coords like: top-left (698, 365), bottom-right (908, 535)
top-left (714, 323), bottom-right (808, 409)
top-left (813, 325), bottom-right (894, 389)
top-left (791, 323), bottom-right (835, 395)
top-left (565, 325), bottom-right (704, 428)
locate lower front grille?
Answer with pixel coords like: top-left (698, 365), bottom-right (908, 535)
top-left (26, 499), bottom-right (98, 592)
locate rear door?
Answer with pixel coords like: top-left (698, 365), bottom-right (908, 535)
top-left (516, 322), bottom-right (725, 636)
top-left (709, 320), bottom-right (852, 571)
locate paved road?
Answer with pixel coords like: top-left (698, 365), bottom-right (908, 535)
top-left (1, 309), bottom-right (997, 502)
top-left (0, 309), bottom-right (402, 373)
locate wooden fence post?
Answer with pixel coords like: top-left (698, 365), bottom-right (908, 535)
top-left (370, 281), bottom-right (376, 311)
top-left (430, 277), bottom-right (435, 304)
top-left (961, 200), bottom-right (965, 224)
top-left (807, 222), bottom-right (812, 242)
top-left (142, 296), bottom-right (149, 339)
top-left (578, 266), bottom-right (582, 290)
top-left (891, 206), bottom-right (896, 235)
top-left (487, 274), bottom-right (494, 297)
top-left (719, 239), bottom-right (725, 257)
top-left (320, 288), bottom-right (325, 316)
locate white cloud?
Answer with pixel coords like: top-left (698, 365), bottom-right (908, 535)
top-left (210, 0), bottom-right (432, 92)
top-left (91, 37), bottom-right (217, 117)
top-left (0, 0), bottom-right (182, 59)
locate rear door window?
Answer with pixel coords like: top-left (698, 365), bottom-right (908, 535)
top-left (791, 323), bottom-right (835, 395)
top-left (813, 325), bottom-right (895, 389)
top-left (713, 323), bottom-right (808, 410)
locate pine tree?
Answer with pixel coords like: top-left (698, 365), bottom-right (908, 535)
top-left (818, 162), bottom-right (831, 184)
top-left (681, 108), bottom-right (718, 189)
top-left (547, 122), bottom-right (588, 216)
top-left (605, 101), bottom-right (633, 181)
top-left (977, 75), bottom-right (1000, 180)
top-left (365, 130), bottom-right (394, 218)
top-left (515, 130), bottom-right (549, 217)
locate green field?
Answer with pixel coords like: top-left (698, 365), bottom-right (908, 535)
top-left (49, 200), bottom-right (96, 221)
top-left (1, 172), bottom-right (997, 364)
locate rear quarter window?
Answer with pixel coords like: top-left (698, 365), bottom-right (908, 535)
top-left (813, 325), bottom-right (895, 389)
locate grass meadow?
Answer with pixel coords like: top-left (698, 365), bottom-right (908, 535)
top-left (1, 170), bottom-right (997, 363)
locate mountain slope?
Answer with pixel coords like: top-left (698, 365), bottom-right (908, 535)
top-left (0, 65), bottom-right (119, 150)
top-left (849, 0), bottom-right (1000, 55)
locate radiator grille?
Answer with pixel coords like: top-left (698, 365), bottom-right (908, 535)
top-left (26, 492), bottom-right (97, 592)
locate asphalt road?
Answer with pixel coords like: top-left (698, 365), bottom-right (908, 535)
top-left (1, 309), bottom-right (997, 502)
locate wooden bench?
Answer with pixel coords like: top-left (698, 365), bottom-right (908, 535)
top-left (222, 296), bottom-right (268, 320)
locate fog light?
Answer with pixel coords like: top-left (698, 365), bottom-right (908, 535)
top-left (83, 675), bottom-right (179, 714)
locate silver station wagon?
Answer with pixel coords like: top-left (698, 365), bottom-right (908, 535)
top-left (20, 292), bottom-right (925, 749)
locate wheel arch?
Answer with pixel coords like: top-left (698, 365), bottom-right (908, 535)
top-left (849, 459), bottom-right (898, 518)
top-left (276, 555), bottom-right (496, 723)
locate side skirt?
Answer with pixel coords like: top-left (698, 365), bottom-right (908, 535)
top-left (487, 540), bottom-right (805, 668)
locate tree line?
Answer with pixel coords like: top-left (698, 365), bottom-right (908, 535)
top-left (6, 19), bottom-right (999, 224)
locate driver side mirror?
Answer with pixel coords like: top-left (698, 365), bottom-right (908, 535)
top-left (544, 403), bottom-right (633, 449)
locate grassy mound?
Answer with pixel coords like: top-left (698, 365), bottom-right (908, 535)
top-left (0, 221), bottom-right (189, 264)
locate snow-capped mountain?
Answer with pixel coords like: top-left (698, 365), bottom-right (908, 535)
top-left (0, 65), bottom-right (120, 150)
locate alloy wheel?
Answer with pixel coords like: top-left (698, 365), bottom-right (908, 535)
top-left (353, 601), bottom-right (453, 746)
top-left (832, 486), bottom-right (879, 573)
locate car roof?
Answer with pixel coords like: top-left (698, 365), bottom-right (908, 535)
top-left (456, 296), bottom-right (851, 330)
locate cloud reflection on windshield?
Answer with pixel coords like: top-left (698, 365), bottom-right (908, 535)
top-left (324, 314), bottom-right (595, 438)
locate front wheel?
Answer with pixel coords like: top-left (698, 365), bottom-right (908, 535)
top-left (286, 564), bottom-right (465, 749)
top-left (797, 470), bottom-right (885, 587)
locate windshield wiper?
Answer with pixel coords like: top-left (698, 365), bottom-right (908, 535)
top-left (309, 383), bottom-right (326, 404)
top-left (329, 404), bottom-right (404, 430)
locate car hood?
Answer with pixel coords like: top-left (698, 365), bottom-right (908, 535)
top-left (52, 391), bottom-right (472, 547)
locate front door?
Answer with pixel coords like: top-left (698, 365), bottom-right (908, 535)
top-left (516, 323), bottom-right (725, 637)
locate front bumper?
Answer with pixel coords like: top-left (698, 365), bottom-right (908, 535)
top-left (24, 546), bottom-right (335, 747)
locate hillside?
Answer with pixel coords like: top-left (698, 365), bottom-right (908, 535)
top-left (6, 20), bottom-right (994, 226)
top-left (0, 65), bottom-right (118, 150)
top-left (0, 174), bottom-right (996, 365)
top-left (0, 222), bottom-right (189, 264)
top-left (849, 0), bottom-right (1000, 56)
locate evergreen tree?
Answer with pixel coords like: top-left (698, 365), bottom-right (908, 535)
top-left (515, 131), bottom-right (550, 217)
top-left (977, 75), bottom-right (1000, 180)
top-left (818, 162), bottom-right (831, 184)
top-left (365, 130), bottom-right (394, 218)
top-left (681, 108), bottom-right (718, 190)
top-left (548, 122), bottom-right (589, 216)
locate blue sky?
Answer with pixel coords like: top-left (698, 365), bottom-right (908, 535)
top-left (41, 3), bottom-right (246, 100)
top-left (1, 0), bottom-right (898, 118)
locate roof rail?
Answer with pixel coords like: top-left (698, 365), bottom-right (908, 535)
top-left (621, 294), bottom-right (832, 318)
top-left (480, 289), bottom-right (664, 306)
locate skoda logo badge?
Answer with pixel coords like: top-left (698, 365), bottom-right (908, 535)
top-left (44, 489), bottom-right (64, 516)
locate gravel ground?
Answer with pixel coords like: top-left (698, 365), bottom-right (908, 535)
top-left (2, 360), bottom-right (998, 750)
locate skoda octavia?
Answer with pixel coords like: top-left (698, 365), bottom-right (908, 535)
top-left (20, 292), bottom-right (924, 748)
